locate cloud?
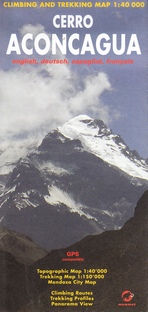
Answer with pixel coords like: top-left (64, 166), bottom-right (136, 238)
top-left (19, 24), bottom-right (45, 36)
top-left (0, 64), bottom-right (113, 144)
top-left (0, 23), bottom-right (117, 154)
top-left (70, 72), bottom-right (111, 119)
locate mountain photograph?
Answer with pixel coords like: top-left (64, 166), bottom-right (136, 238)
top-left (0, 115), bottom-right (147, 251)
top-left (0, 115), bottom-right (147, 311)
top-left (0, 1), bottom-right (147, 311)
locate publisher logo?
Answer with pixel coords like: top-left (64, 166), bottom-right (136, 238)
top-left (118, 290), bottom-right (136, 307)
top-left (121, 290), bottom-right (134, 302)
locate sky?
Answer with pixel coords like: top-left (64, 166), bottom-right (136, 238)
top-left (0, 0), bottom-right (147, 160)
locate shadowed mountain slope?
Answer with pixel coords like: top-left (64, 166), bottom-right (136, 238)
top-left (0, 191), bottom-right (147, 312)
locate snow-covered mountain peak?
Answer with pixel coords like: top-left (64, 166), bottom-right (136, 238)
top-left (58, 115), bottom-right (148, 180)
top-left (58, 115), bottom-right (111, 138)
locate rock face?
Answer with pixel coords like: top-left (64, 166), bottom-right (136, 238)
top-left (0, 229), bottom-right (48, 312)
top-left (0, 249), bottom-right (29, 312)
top-left (0, 191), bottom-right (147, 312)
top-left (0, 115), bottom-right (147, 250)
top-left (0, 228), bottom-right (47, 265)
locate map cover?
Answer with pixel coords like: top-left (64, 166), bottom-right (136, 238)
top-left (0, 1), bottom-right (147, 311)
